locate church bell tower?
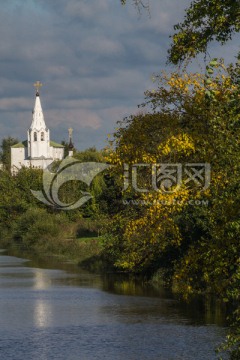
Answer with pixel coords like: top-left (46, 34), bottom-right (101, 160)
top-left (27, 81), bottom-right (50, 159)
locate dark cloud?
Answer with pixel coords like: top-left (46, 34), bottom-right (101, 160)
top-left (0, 0), bottom-right (238, 150)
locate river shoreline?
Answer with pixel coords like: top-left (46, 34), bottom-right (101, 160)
top-left (1, 244), bottom-right (229, 327)
top-left (0, 250), bottom-right (230, 360)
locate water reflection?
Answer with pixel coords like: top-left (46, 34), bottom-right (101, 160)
top-left (0, 251), bottom-right (228, 360)
top-left (34, 299), bottom-right (52, 328)
top-left (102, 274), bottom-right (227, 326)
top-left (33, 269), bottom-right (51, 290)
top-left (102, 275), bottom-right (171, 297)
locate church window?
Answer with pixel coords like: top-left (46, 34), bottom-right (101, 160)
top-left (41, 132), bottom-right (44, 141)
top-left (34, 132), bottom-right (37, 141)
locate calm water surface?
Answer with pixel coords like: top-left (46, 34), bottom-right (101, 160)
top-left (0, 251), bottom-right (228, 360)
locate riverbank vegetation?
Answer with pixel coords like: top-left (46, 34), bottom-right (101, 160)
top-left (105, 59), bottom-right (240, 359)
top-left (0, 58), bottom-right (239, 358)
top-left (0, 148), bottom-right (109, 266)
top-left (0, 0), bottom-right (239, 357)
top-left (118, 1), bottom-right (240, 357)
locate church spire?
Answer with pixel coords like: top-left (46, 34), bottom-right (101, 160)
top-left (28, 82), bottom-right (50, 159)
top-left (30, 81), bottom-right (47, 130)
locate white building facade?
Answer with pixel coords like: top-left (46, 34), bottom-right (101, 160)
top-left (11, 86), bottom-right (64, 174)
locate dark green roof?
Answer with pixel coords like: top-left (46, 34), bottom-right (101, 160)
top-left (11, 140), bottom-right (27, 148)
top-left (11, 140), bottom-right (64, 148)
top-left (50, 141), bottom-right (64, 148)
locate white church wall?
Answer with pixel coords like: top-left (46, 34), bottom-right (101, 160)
top-left (29, 158), bottom-right (53, 169)
top-left (11, 147), bottom-right (25, 172)
top-left (52, 147), bottom-right (64, 161)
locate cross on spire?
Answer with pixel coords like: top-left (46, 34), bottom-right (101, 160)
top-left (34, 81), bottom-right (43, 94)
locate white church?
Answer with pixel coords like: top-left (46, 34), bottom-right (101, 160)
top-left (11, 82), bottom-right (65, 174)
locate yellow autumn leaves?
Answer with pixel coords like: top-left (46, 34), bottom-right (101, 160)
top-left (105, 62), bottom-right (238, 272)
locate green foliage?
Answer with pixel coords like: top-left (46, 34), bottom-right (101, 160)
top-left (66, 147), bottom-right (120, 218)
top-left (0, 136), bottom-right (19, 171)
top-left (13, 208), bottom-right (68, 247)
top-left (104, 60), bottom-right (240, 356)
top-left (75, 218), bottom-right (98, 236)
top-left (74, 146), bottom-right (105, 162)
top-left (121, 0), bottom-right (239, 64)
top-left (168, 0), bottom-right (240, 64)
top-left (0, 170), bottom-right (29, 232)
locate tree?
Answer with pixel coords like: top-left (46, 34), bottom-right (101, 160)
top-left (0, 137), bottom-right (19, 172)
top-left (168, 0), bottom-right (240, 64)
top-left (121, 0), bottom-right (239, 64)
top-left (105, 59), bottom-right (240, 357)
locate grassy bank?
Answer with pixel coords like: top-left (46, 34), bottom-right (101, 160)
top-left (0, 208), bottom-right (107, 271)
top-left (1, 233), bottom-right (106, 272)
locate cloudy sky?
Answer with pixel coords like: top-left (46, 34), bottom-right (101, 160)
top-left (0, 0), bottom-right (239, 150)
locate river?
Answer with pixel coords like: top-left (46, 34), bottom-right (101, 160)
top-left (0, 250), bottom-right (228, 360)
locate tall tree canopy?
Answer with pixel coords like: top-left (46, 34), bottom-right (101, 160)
top-left (121, 0), bottom-right (240, 64)
top-left (0, 137), bottom-right (19, 172)
top-left (167, 0), bottom-right (240, 64)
